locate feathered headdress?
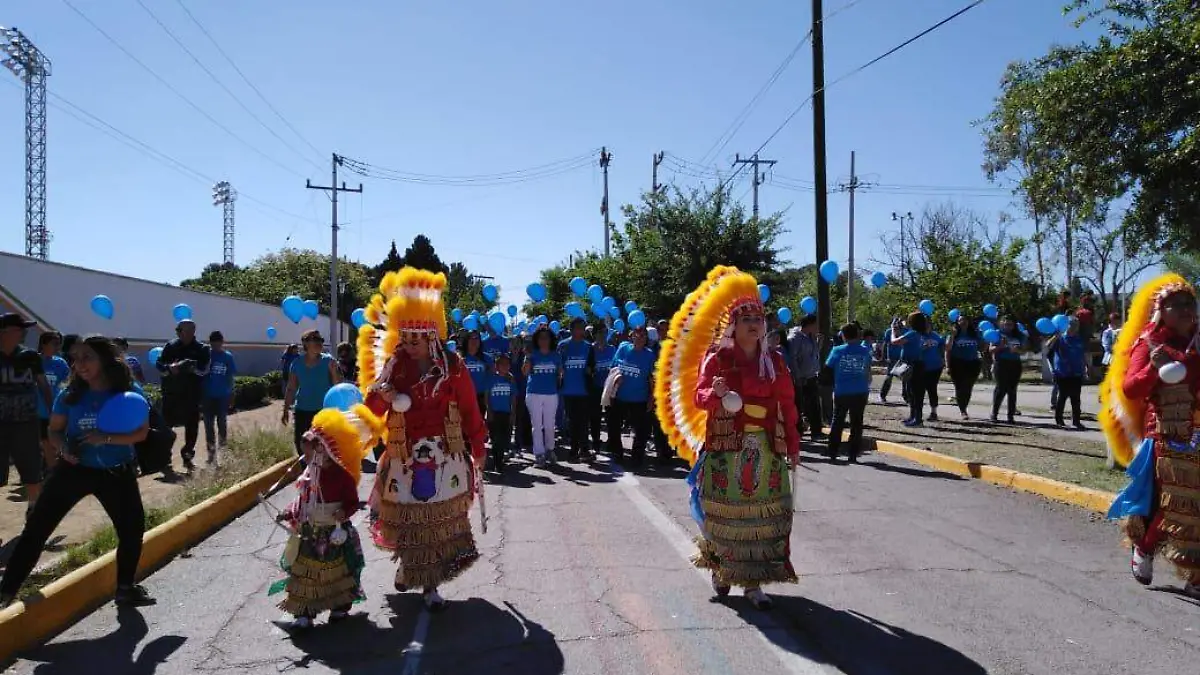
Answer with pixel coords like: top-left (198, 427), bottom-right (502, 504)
top-left (1100, 272), bottom-right (1196, 467)
top-left (301, 404), bottom-right (385, 486)
top-left (356, 267), bottom-right (449, 392)
top-left (654, 266), bottom-right (770, 466)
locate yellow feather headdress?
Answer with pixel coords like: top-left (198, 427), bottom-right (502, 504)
top-left (1100, 272), bottom-right (1196, 467)
top-left (356, 267), bottom-right (448, 392)
top-left (303, 404), bottom-right (385, 486)
top-left (653, 266), bottom-right (763, 466)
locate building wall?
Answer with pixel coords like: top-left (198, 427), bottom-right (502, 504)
top-left (0, 252), bottom-right (350, 380)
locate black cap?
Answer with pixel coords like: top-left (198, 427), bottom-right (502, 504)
top-left (209, 330), bottom-right (225, 342)
top-left (0, 313), bottom-right (36, 330)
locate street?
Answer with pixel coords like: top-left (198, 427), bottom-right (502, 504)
top-left (8, 446), bottom-right (1199, 675)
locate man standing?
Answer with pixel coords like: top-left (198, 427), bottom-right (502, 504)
top-left (787, 315), bottom-right (826, 441)
top-left (201, 330), bottom-right (236, 466)
top-left (156, 319), bottom-right (210, 472)
top-left (0, 313), bottom-right (53, 517)
top-left (558, 318), bottom-right (594, 461)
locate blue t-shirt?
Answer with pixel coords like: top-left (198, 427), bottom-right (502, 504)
top-left (204, 350), bottom-right (237, 399)
top-left (483, 336), bottom-right (510, 361)
top-left (593, 345), bottom-right (616, 389)
top-left (614, 343), bottom-right (656, 403)
top-left (1051, 335), bottom-right (1086, 378)
top-left (558, 339), bottom-right (592, 397)
top-left (525, 351), bottom-right (562, 396)
top-left (293, 353), bottom-right (334, 411)
top-left (52, 389), bottom-right (145, 468)
top-left (825, 342), bottom-right (872, 396)
top-left (898, 329), bottom-right (922, 362)
top-left (950, 334), bottom-right (981, 361)
top-left (995, 331), bottom-right (1025, 361)
top-left (38, 355), bottom-right (71, 419)
top-left (882, 328), bottom-right (902, 361)
top-left (920, 332), bottom-right (946, 370)
top-left (486, 373), bottom-right (515, 413)
top-left (463, 353), bottom-right (493, 393)
top-left (124, 355), bottom-right (144, 381)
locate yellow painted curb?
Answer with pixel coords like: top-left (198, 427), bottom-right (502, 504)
top-left (0, 458), bottom-right (294, 663)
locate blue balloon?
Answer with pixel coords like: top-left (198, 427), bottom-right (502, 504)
top-left (602, 296), bottom-right (615, 310)
top-left (777, 307), bottom-right (793, 324)
top-left (463, 315), bottom-right (479, 331)
top-left (482, 284), bottom-right (498, 303)
top-left (445, 340), bottom-right (458, 352)
top-left (527, 282), bottom-right (548, 303)
top-left (758, 284), bottom-right (771, 302)
top-left (624, 300), bottom-right (638, 314)
top-left (351, 308), bottom-right (367, 329)
top-left (919, 299), bottom-right (935, 316)
top-left (90, 294), bottom-right (114, 320)
top-left (1052, 313), bottom-right (1070, 333)
top-left (948, 309), bottom-right (962, 323)
top-left (608, 306), bottom-right (621, 319)
top-left (570, 276), bottom-right (588, 297)
top-left (978, 320), bottom-right (996, 333)
top-left (281, 295), bottom-right (304, 324)
top-left (488, 310), bottom-right (507, 334)
top-left (147, 347), bottom-right (163, 368)
top-left (451, 308), bottom-right (464, 324)
top-left (302, 299), bottom-right (320, 320)
top-left (613, 319), bottom-right (626, 333)
top-left (96, 391), bottom-right (149, 434)
top-left (266, 326), bottom-right (278, 339)
top-left (549, 320), bottom-right (561, 333)
top-left (1017, 322), bottom-right (1027, 334)
top-left (819, 260), bottom-right (840, 284)
top-left (536, 314), bottom-right (548, 326)
top-left (587, 284), bottom-right (603, 303)
top-left (870, 271), bottom-right (887, 289)
top-left (323, 382), bottom-right (364, 412)
top-left (172, 303), bottom-right (193, 322)
top-left (1035, 317), bottom-right (1055, 335)
top-left (507, 304), bottom-right (518, 318)
top-left (628, 309), bottom-right (647, 329)
top-left (592, 303), bottom-right (607, 319)
top-left (982, 329), bottom-right (1002, 344)
top-left (800, 296), bottom-right (817, 315)
top-left (983, 303), bottom-right (999, 320)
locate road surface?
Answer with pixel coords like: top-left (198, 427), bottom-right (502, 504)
top-left (8, 445), bottom-right (1198, 674)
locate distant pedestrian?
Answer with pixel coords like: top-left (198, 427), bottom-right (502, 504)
top-left (825, 323), bottom-right (872, 462)
top-left (282, 330), bottom-right (341, 456)
top-left (113, 338), bottom-right (145, 384)
top-left (155, 320), bottom-right (210, 472)
top-left (201, 331), bottom-right (237, 465)
top-left (0, 313), bottom-right (54, 515)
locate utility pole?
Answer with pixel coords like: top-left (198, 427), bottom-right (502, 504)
top-left (810, 0), bottom-right (832, 344)
top-left (733, 153), bottom-right (777, 219)
top-left (892, 211), bottom-right (914, 287)
top-left (600, 147), bottom-right (613, 256)
top-left (212, 181), bottom-right (236, 265)
top-left (652, 151), bottom-right (664, 194)
top-left (1, 27), bottom-right (51, 260)
top-left (306, 153), bottom-right (362, 345)
top-left (841, 152), bottom-right (861, 323)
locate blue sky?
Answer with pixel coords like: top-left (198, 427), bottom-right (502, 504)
top-left (0, 0), bottom-right (1096, 308)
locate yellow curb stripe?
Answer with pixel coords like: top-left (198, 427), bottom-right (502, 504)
top-left (0, 459), bottom-right (293, 663)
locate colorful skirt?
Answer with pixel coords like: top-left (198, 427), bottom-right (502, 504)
top-left (1155, 435), bottom-right (1200, 581)
top-left (371, 435), bottom-right (480, 589)
top-left (692, 430), bottom-right (797, 588)
top-left (271, 522), bottom-right (366, 616)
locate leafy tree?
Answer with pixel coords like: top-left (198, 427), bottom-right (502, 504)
top-left (1165, 251), bottom-right (1200, 286)
top-left (374, 240), bottom-right (405, 283)
top-left (402, 234), bottom-right (448, 275)
top-left (445, 262), bottom-right (491, 322)
top-left (1074, 216), bottom-right (1162, 316)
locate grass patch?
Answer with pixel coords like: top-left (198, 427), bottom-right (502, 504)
top-left (16, 426), bottom-right (295, 600)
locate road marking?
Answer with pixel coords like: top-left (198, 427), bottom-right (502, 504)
top-left (400, 609), bottom-right (431, 675)
top-left (613, 468), bottom-right (840, 675)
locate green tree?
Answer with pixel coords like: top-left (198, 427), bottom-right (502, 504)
top-left (373, 240), bottom-right (405, 283)
top-left (1165, 251), bottom-right (1200, 286)
top-left (402, 234), bottom-right (448, 274)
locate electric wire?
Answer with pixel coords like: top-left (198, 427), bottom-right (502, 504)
top-left (340, 151), bottom-right (598, 187)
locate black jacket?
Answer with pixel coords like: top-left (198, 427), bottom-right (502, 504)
top-left (156, 338), bottom-right (210, 397)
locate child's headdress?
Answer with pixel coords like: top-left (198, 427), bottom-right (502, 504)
top-left (301, 404), bottom-right (385, 485)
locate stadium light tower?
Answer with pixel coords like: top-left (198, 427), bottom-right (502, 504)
top-left (1, 26), bottom-right (51, 260)
top-left (212, 180), bottom-right (236, 265)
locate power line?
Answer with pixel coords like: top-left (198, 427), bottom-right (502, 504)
top-left (340, 151), bottom-right (598, 187)
top-left (134, 0), bottom-right (323, 172)
top-left (171, 0), bottom-right (325, 162)
top-left (61, 0), bottom-right (306, 179)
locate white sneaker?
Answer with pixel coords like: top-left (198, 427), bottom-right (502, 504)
top-left (423, 588), bottom-right (447, 611)
top-left (744, 587), bottom-right (772, 610)
top-left (1131, 546), bottom-right (1154, 585)
top-left (288, 616), bottom-right (313, 630)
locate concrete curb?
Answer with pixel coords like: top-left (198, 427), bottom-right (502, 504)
top-left (0, 458), bottom-right (294, 663)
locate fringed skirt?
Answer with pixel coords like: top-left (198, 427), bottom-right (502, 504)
top-left (371, 435), bottom-right (479, 589)
top-left (271, 522), bottom-right (366, 616)
top-left (692, 430), bottom-right (797, 588)
top-left (1155, 437), bottom-right (1200, 582)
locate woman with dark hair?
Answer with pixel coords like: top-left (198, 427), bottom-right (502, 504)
top-left (60, 334), bottom-right (80, 366)
top-left (606, 326), bottom-right (657, 466)
top-left (522, 325), bottom-right (562, 467)
top-left (946, 315), bottom-right (982, 419)
top-left (460, 331), bottom-right (492, 419)
top-left (283, 331), bottom-right (342, 455)
top-left (990, 315), bottom-right (1027, 423)
top-left (37, 331), bottom-right (70, 471)
top-left (0, 335), bottom-right (154, 608)
top-left (889, 311), bottom-right (929, 427)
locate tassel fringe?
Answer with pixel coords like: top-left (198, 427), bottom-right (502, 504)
top-left (692, 537), bottom-right (797, 587)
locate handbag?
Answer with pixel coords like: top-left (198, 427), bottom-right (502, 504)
top-left (136, 404), bottom-right (176, 475)
top-left (889, 361), bottom-right (913, 382)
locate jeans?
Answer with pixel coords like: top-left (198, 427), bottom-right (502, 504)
top-left (905, 360), bottom-right (928, 422)
top-left (562, 395), bottom-right (591, 454)
top-left (992, 359), bottom-right (1022, 420)
top-left (948, 358), bottom-right (981, 412)
top-left (201, 396), bottom-right (230, 454)
top-left (796, 377), bottom-right (824, 437)
top-left (487, 411), bottom-right (512, 467)
top-left (829, 393), bottom-right (868, 458)
top-left (293, 409), bottom-right (319, 456)
top-left (162, 393), bottom-right (201, 462)
top-left (607, 399), bottom-right (651, 461)
top-left (526, 393), bottom-right (558, 457)
top-left (588, 388), bottom-right (604, 448)
top-left (1, 462), bottom-right (144, 596)
top-left (1054, 376), bottom-right (1083, 425)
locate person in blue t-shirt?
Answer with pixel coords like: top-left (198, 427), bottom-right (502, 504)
top-left (888, 311), bottom-right (929, 427)
top-left (990, 316), bottom-right (1026, 423)
top-left (558, 318), bottom-right (596, 460)
top-left (522, 326), bottom-right (563, 466)
top-left (590, 330), bottom-right (617, 451)
top-left (482, 330), bottom-right (510, 362)
top-left (825, 323), bottom-right (873, 462)
top-left (0, 335), bottom-right (155, 609)
top-left (879, 319), bottom-right (908, 404)
top-left (460, 331), bottom-right (494, 421)
top-left (485, 354), bottom-right (516, 471)
top-left (36, 331), bottom-right (71, 470)
top-left (283, 330), bottom-right (342, 455)
top-left (945, 316), bottom-right (982, 419)
top-left (915, 327), bottom-right (946, 423)
top-left (1045, 316), bottom-right (1087, 429)
top-left (607, 326), bottom-right (658, 466)
top-left (201, 331), bottom-right (237, 465)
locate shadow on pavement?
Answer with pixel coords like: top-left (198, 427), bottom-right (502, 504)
top-left (857, 460), bottom-right (968, 481)
top-left (417, 599), bottom-right (564, 674)
top-left (17, 606), bottom-right (185, 674)
top-left (748, 595), bottom-right (987, 674)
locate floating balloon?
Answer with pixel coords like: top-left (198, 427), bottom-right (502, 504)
top-left (918, 299), bottom-right (935, 316)
top-left (948, 309), bottom-right (962, 323)
top-left (758, 284), bottom-right (771, 302)
top-left (1052, 313), bottom-right (1070, 333)
top-left (507, 304), bottom-right (518, 318)
top-left (624, 300), bottom-right (638, 314)
top-left (564, 301), bottom-right (582, 318)
top-left (445, 340), bottom-right (457, 353)
top-left (602, 296), bottom-right (615, 311)
top-left (1035, 317), bottom-right (1055, 335)
top-left (463, 315), bottom-right (479, 331)
top-left (147, 347), bottom-right (163, 368)
top-left (570, 276), bottom-right (588, 297)
top-left (172, 303), bottom-right (193, 322)
top-left (482, 284), bottom-right (499, 303)
top-left (628, 309), bottom-right (647, 329)
top-left (587, 284), bottom-right (604, 303)
top-left (983, 303), bottom-right (999, 320)
top-left (488, 310), bottom-right (507, 335)
top-left (777, 307), bottom-right (793, 324)
top-left (613, 319), bottom-right (626, 333)
top-left (351, 308), bottom-right (367, 329)
top-left (982, 329), bottom-right (1002, 344)
top-left (266, 326), bottom-right (278, 340)
top-left (90, 294), bottom-right (114, 320)
top-left (536, 314), bottom-right (548, 326)
top-left (608, 306), bottom-right (621, 319)
top-left (819, 260), bottom-right (840, 284)
top-left (870, 271), bottom-right (887, 289)
top-left (549, 320), bottom-right (561, 333)
top-left (648, 327), bottom-right (659, 342)
top-left (281, 295), bottom-right (304, 324)
top-left (451, 308), bottom-right (464, 324)
top-left (96, 391), bottom-right (149, 434)
top-left (978, 320), bottom-right (996, 333)
top-left (1017, 322), bottom-right (1027, 334)
top-left (527, 282), bottom-right (548, 303)
top-left (800, 296), bottom-right (818, 315)
top-left (302, 299), bottom-right (320, 320)
top-left (323, 383), bottom-right (364, 411)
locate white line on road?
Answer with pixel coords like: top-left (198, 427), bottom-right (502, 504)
top-left (613, 468), bottom-right (841, 675)
top-left (400, 609), bottom-right (431, 675)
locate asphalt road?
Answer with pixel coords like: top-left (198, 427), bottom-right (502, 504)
top-left (7, 443), bottom-right (1199, 675)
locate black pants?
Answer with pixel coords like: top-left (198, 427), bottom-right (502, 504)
top-left (562, 395), bottom-right (591, 454)
top-left (1, 462), bottom-right (144, 596)
top-left (607, 400), bottom-right (651, 461)
top-left (293, 409), bottom-right (319, 456)
top-left (487, 412), bottom-right (512, 468)
top-left (796, 378), bottom-right (824, 437)
top-left (514, 396), bottom-right (533, 450)
top-left (588, 388), bottom-right (604, 448)
top-left (920, 367), bottom-right (943, 416)
top-left (906, 360), bottom-right (928, 422)
top-left (652, 408), bottom-right (671, 463)
top-left (948, 358), bottom-right (981, 412)
top-left (476, 393), bottom-right (487, 421)
top-left (1054, 376), bottom-right (1083, 425)
top-left (829, 393), bottom-right (868, 459)
top-left (162, 393), bottom-right (201, 461)
top-left (992, 359), bottom-right (1022, 420)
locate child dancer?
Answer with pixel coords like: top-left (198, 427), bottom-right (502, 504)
top-left (486, 353), bottom-right (516, 471)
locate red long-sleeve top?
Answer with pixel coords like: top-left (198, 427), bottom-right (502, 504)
top-left (1122, 324), bottom-right (1200, 440)
top-left (365, 351), bottom-right (487, 461)
top-left (286, 464), bottom-right (360, 522)
top-left (695, 346), bottom-right (800, 459)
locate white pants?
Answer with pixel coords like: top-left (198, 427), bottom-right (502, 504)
top-left (526, 393), bottom-right (558, 457)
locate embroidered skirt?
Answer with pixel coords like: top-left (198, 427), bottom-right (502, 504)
top-left (272, 522), bottom-right (366, 616)
top-left (692, 430), bottom-right (797, 587)
top-left (371, 435), bottom-right (480, 589)
top-left (1156, 435), bottom-right (1200, 582)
